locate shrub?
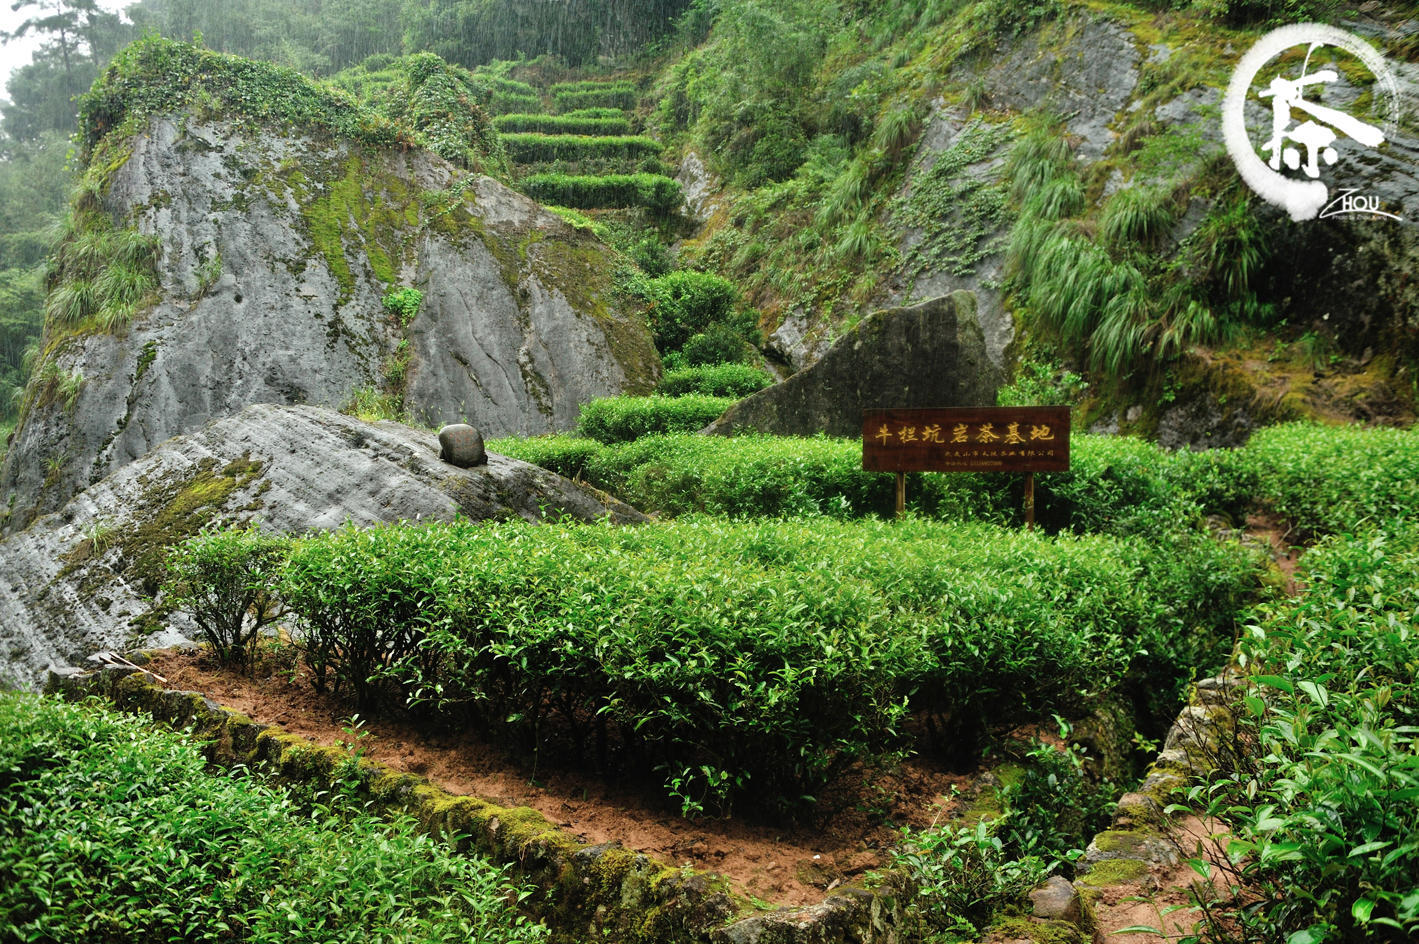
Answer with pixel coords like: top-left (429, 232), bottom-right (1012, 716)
top-left (381, 286), bottom-right (423, 325)
top-left (627, 234), bottom-right (674, 276)
top-left (995, 354), bottom-right (1088, 407)
top-left (0, 694), bottom-right (546, 944)
top-left (1183, 522), bottom-right (1419, 941)
top-left (164, 526), bottom-right (288, 670)
top-left (280, 525), bottom-right (459, 709)
top-left (629, 269), bottom-right (755, 354)
top-left (655, 363), bottom-right (773, 398)
top-left (996, 731), bottom-right (1116, 870)
top-left (681, 322), bottom-right (755, 365)
top-left (574, 394), bottom-right (734, 443)
top-left (493, 112), bottom-right (632, 135)
top-left (891, 819), bottom-right (1050, 936)
top-left (519, 172), bottom-right (682, 213)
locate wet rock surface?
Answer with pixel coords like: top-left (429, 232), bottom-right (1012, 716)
top-left (706, 293), bottom-right (1001, 438)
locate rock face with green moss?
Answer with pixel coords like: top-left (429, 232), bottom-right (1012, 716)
top-left (0, 403), bottom-right (645, 690)
top-left (676, 6), bottom-right (1418, 441)
top-left (0, 40), bottom-right (658, 534)
top-left (706, 293), bottom-right (1000, 438)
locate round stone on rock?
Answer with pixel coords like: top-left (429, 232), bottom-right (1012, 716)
top-left (438, 424), bottom-right (486, 467)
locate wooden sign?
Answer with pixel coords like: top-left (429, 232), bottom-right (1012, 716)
top-left (863, 406), bottom-right (1070, 527)
top-left (862, 406), bottom-right (1070, 473)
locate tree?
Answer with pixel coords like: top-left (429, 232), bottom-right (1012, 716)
top-left (2, 1), bottom-right (131, 139)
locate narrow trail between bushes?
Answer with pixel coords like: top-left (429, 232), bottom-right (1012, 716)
top-left (148, 648), bottom-right (970, 908)
top-left (1081, 517), bottom-right (1304, 944)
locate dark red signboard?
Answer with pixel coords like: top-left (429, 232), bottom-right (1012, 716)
top-left (862, 406), bottom-right (1070, 473)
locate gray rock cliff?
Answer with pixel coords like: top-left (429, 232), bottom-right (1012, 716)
top-left (706, 293), bottom-right (1000, 438)
top-left (0, 403), bottom-right (644, 690)
top-left (1, 116), bottom-right (658, 533)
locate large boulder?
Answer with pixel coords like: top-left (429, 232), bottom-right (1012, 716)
top-left (1, 112), bottom-right (658, 533)
top-left (705, 292), bottom-right (1000, 438)
top-left (0, 403), bottom-right (645, 690)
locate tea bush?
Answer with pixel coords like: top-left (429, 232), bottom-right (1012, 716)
top-left (655, 363), bottom-right (773, 398)
top-left (280, 524), bottom-right (460, 710)
top-left (891, 732), bottom-right (1115, 935)
top-left (162, 526), bottom-right (287, 671)
top-left (626, 269), bottom-right (756, 355)
top-left (0, 694), bottom-right (546, 944)
top-left (519, 172), bottom-right (681, 212)
top-left (574, 394), bottom-right (734, 443)
top-left (1183, 521), bottom-right (1419, 941)
top-left (891, 819), bottom-right (1050, 937)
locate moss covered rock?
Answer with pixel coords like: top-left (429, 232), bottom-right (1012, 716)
top-left (2, 40), bottom-right (658, 533)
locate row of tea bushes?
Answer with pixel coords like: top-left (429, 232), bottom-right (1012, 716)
top-left (501, 132), bottom-right (662, 163)
top-left (168, 517), bottom-right (1263, 816)
top-left (549, 80), bottom-right (636, 112)
top-left (489, 423), bottom-right (1419, 538)
top-left (489, 431), bottom-right (1195, 534)
top-left (519, 171), bottom-right (682, 213)
top-left (1219, 422), bottom-right (1419, 538)
top-left (655, 364), bottom-right (773, 398)
top-left (493, 111), bottom-right (632, 136)
top-left (574, 395), bottom-right (735, 443)
top-left (0, 693), bottom-right (546, 944)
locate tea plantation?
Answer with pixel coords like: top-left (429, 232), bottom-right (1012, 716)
top-left (7, 420), bottom-right (1417, 942)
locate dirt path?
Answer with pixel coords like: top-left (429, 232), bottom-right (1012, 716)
top-left (149, 648), bottom-right (970, 907)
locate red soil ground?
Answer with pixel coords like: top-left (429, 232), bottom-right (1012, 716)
top-left (147, 647), bottom-right (973, 907)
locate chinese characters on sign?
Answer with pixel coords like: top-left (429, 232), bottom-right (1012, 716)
top-left (862, 407), bottom-right (1070, 474)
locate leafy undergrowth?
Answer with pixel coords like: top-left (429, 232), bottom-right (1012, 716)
top-left (1170, 521), bottom-right (1419, 943)
top-left (0, 693), bottom-right (546, 944)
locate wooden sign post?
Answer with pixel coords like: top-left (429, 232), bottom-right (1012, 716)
top-left (862, 406), bottom-right (1071, 529)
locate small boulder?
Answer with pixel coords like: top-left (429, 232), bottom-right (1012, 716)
top-left (1029, 875), bottom-right (1081, 923)
top-left (438, 424), bottom-right (487, 467)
